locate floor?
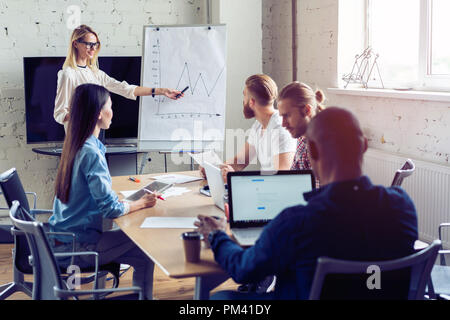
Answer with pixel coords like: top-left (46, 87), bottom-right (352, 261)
top-left (0, 243), bottom-right (239, 300)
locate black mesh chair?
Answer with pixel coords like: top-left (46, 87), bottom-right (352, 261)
top-left (0, 168), bottom-right (120, 299)
top-left (391, 159), bottom-right (415, 187)
top-left (426, 224), bottom-right (450, 300)
top-left (9, 201), bottom-right (142, 300)
top-left (309, 240), bottom-right (441, 300)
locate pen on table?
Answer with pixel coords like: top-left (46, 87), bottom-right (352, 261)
top-left (129, 177), bottom-right (140, 183)
top-left (144, 188), bottom-right (165, 201)
top-left (176, 86), bottom-right (189, 98)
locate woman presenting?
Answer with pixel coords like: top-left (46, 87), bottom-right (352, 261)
top-left (54, 24), bottom-right (183, 126)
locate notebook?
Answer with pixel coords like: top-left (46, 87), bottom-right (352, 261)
top-left (227, 170), bottom-right (315, 246)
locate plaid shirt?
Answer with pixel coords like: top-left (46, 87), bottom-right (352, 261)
top-left (291, 137), bottom-right (311, 170)
top-left (291, 136), bottom-right (320, 187)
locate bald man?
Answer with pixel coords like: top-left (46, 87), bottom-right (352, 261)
top-left (196, 107), bottom-right (418, 300)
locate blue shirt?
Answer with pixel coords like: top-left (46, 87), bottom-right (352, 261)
top-left (49, 135), bottom-right (125, 244)
top-left (210, 176), bottom-right (418, 300)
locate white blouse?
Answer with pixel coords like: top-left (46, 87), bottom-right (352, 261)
top-left (54, 66), bottom-right (138, 125)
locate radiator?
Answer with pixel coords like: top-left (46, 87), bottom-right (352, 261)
top-left (363, 148), bottom-right (450, 248)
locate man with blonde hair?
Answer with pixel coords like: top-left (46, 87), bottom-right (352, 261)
top-left (201, 74), bottom-right (296, 181)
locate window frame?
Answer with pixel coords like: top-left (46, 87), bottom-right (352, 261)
top-left (366, 0), bottom-right (450, 91)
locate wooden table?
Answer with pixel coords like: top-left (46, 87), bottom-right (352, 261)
top-left (113, 171), bottom-right (230, 300)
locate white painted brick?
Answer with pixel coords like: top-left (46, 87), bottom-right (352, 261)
top-left (143, 0), bottom-right (171, 14)
top-left (27, 158), bottom-right (59, 171)
top-left (84, 0), bottom-right (115, 13)
top-left (0, 136), bottom-right (21, 148)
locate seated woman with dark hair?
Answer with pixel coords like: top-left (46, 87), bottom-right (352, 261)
top-left (49, 83), bottom-right (158, 300)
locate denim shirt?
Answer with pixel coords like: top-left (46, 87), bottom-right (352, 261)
top-left (49, 135), bottom-right (125, 244)
top-left (210, 176), bottom-right (418, 300)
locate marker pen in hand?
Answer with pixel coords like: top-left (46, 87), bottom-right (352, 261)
top-left (176, 86), bottom-right (189, 98)
top-left (144, 188), bottom-right (165, 201)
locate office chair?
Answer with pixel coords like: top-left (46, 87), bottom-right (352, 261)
top-left (0, 168), bottom-right (120, 299)
top-left (426, 223), bottom-right (450, 299)
top-left (309, 240), bottom-right (441, 300)
top-left (0, 167), bottom-right (53, 299)
top-left (391, 159), bottom-right (415, 187)
top-left (9, 201), bottom-right (142, 300)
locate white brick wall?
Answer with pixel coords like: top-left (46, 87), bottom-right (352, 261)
top-left (0, 0), bottom-right (206, 211)
top-left (262, 0), bottom-right (293, 90)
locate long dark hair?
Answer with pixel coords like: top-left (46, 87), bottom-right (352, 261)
top-left (55, 83), bottom-right (110, 203)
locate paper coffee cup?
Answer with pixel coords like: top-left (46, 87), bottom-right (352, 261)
top-left (181, 231), bottom-right (203, 262)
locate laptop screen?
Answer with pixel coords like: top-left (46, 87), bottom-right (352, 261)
top-left (228, 170), bottom-right (315, 227)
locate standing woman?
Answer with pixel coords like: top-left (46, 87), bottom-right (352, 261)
top-left (54, 25), bottom-right (182, 127)
top-left (50, 83), bottom-right (159, 300)
top-left (277, 82), bottom-right (326, 171)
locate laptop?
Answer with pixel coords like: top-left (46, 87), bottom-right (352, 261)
top-left (203, 161), bottom-right (227, 211)
top-left (227, 170), bottom-right (315, 246)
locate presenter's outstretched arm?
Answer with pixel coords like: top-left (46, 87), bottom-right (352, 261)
top-left (134, 87), bottom-right (184, 100)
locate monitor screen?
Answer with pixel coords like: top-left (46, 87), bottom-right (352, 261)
top-left (229, 171), bottom-right (315, 224)
top-left (23, 56), bottom-right (141, 144)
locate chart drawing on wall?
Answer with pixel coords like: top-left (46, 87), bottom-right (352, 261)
top-left (139, 25), bottom-right (227, 144)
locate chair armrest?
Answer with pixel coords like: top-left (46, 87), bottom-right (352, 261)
top-left (0, 192), bottom-right (41, 211)
top-left (54, 251), bottom-right (100, 289)
top-left (438, 223), bottom-right (450, 241)
top-left (25, 192), bottom-right (37, 210)
top-left (438, 249), bottom-right (450, 256)
top-left (30, 209), bottom-right (53, 216)
top-left (54, 285), bottom-right (143, 300)
top-left (437, 224), bottom-right (450, 265)
top-left (47, 231), bottom-right (76, 263)
top-left (438, 249), bottom-right (450, 266)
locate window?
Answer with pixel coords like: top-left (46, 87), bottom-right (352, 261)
top-left (367, 0), bottom-right (450, 90)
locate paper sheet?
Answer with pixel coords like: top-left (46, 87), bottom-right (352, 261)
top-left (188, 150), bottom-right (223, 167)
top-left (140, 217), bottom-right (198, 229)
top-left (161, 187), bottom-right (191, 198)
top-left (151, 174), bottom-right (203, 184)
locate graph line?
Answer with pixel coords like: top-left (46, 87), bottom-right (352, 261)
top-left (175, 62), bottom-right (225, 97)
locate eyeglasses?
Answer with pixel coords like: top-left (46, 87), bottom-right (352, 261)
top-left (76, 40), bottom-right (100, 50)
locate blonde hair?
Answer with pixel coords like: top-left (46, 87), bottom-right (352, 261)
top-left (245, 74), bottom-right (278, 106)
top-left (278, 82), bottom-right (326, 115)
top-left (63, 25), bottom-right (101, 72)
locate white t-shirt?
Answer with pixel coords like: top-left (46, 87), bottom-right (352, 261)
top-left (247, 110), bottom-right (297, 171)
top-left (54, 66), bottom-right (138, 125)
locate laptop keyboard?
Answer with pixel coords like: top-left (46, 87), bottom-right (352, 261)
top-left (232, 228), bottom-right (263, 239)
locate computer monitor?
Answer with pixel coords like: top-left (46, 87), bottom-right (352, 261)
top-left (23, 56), bottom-right (141, 144)
top-left (227, 170), bottom-right (316, 227)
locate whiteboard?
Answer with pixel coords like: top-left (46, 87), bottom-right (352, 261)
top-left (138, 25), bottom-right (227, 151)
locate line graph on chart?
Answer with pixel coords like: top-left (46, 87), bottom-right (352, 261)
top-left (148, 38), bottom-right (226, 119)
top-left (140, 25), bottom-right (226, 141)
top-left (155, 62), bottom-right (225, 118)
